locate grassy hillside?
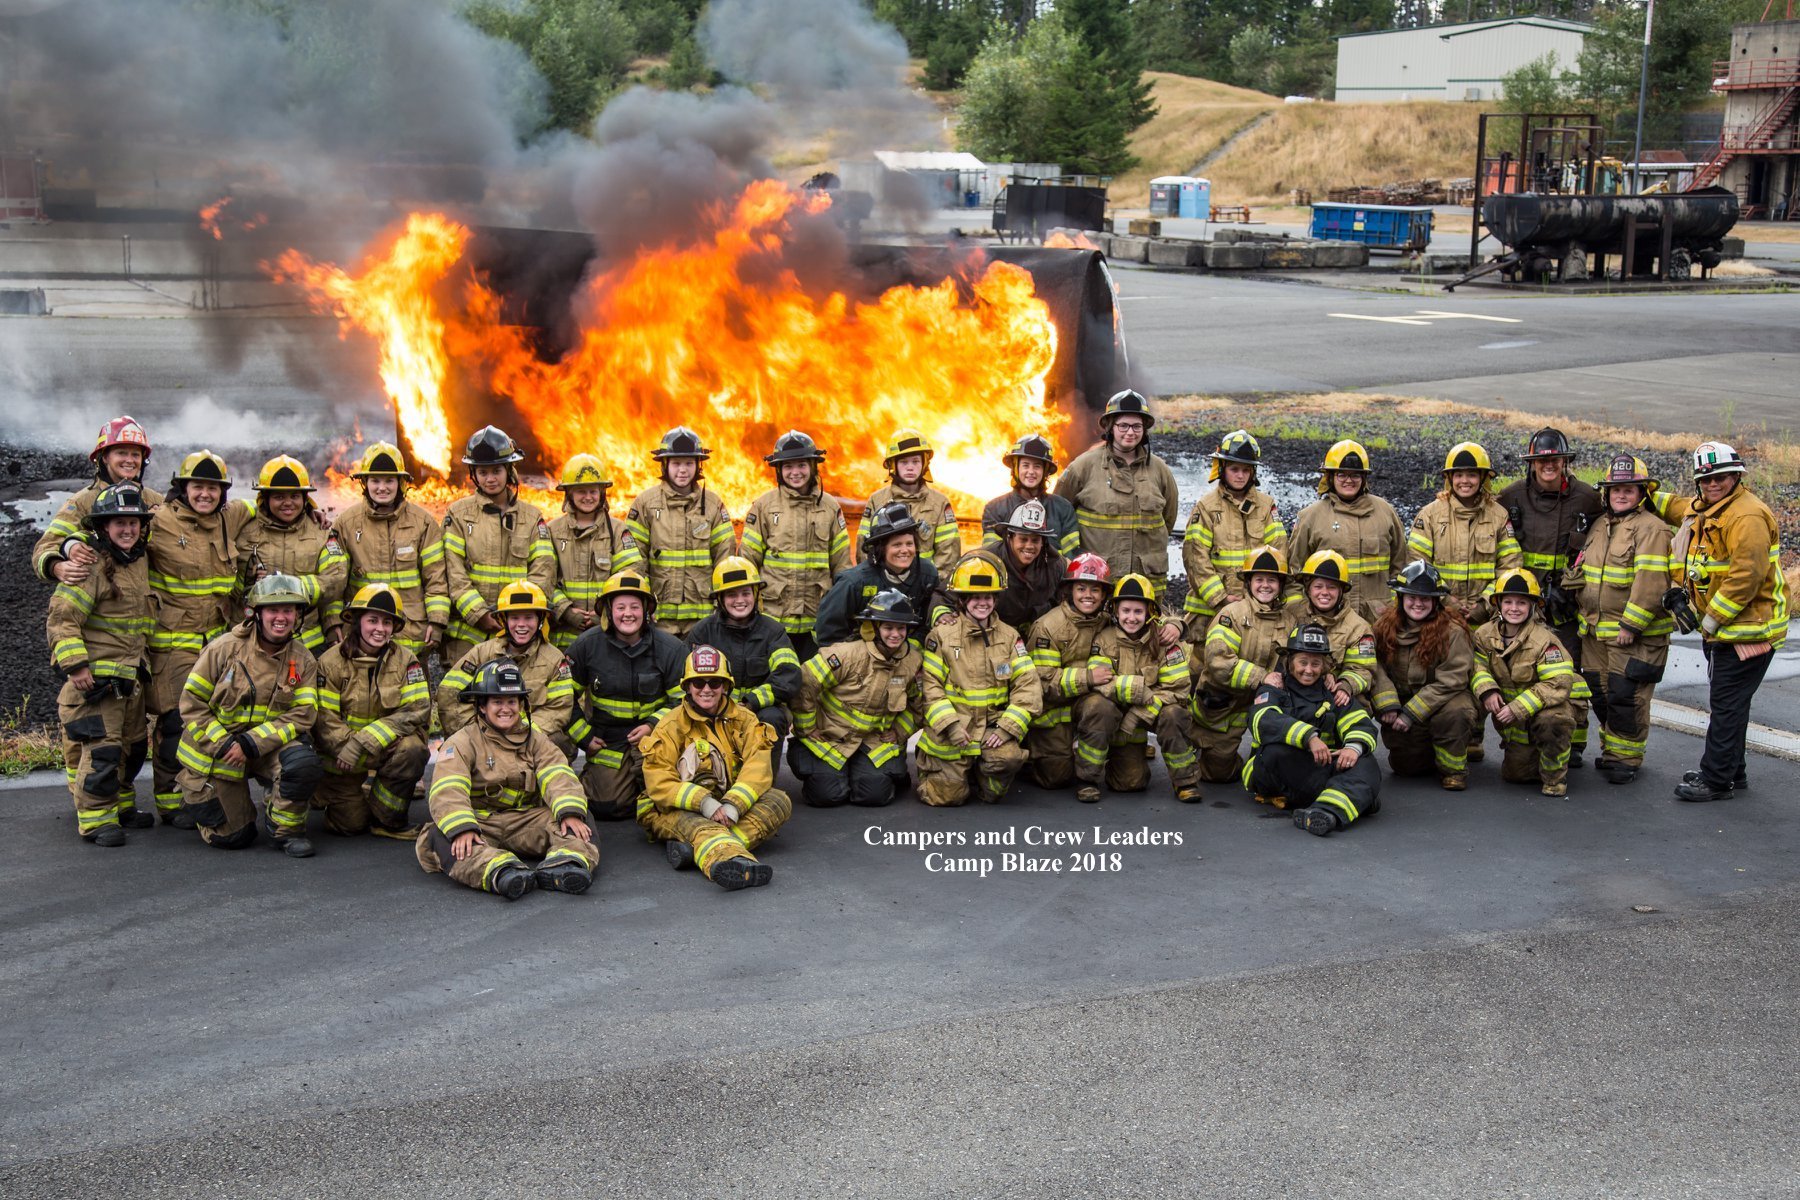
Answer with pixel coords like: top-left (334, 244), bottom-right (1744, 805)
top-left (1203, 101), bottom-right (1479, 206)
top-left (1110, 73), bottom-right (1281, 208)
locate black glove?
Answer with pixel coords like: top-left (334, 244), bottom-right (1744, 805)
top-left (1543, 580), bottom-right (1577, 629)
top-left (1662, 587), bottom-right (1700, 635)
top-left (1199, 689), bottom-right (1235, 712)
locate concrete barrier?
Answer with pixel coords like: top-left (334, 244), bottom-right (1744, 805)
top-left (1311, 241), bottom-right (1370, 268)
top-left (1260, 244), bottom-right (1312, 269)
top-left (1127, 218), bottom-right (1162, 237)
top-left (1146, 239), bottom-right (1205, 268)
top-left (1203, 243), bottom-right (1260, 269)
top-left (1107, 235), bottom-right (1150, 263)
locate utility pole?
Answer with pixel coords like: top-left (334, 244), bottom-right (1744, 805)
top-left (1630, 0), bottom-right (1655, 194)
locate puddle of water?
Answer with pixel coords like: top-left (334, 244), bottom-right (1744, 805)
top-left (2, 489), bottom-right (76, 530)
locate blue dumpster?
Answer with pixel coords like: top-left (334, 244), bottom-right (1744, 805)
top-left (1309, 202), bottom-right (1434, 251)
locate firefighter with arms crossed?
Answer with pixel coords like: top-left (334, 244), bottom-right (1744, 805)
top-left (1055, 390), bottom-right (1182, 615)
top-left (442, 425), bottom-right (557, 666)
top-left (626, 427), bottom-right (737, 636)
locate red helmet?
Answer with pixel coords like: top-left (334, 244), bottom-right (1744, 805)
top-left (1064, 553), bottom-right (1112, 586)
top-left (91, 416), bottom-right (151, 464)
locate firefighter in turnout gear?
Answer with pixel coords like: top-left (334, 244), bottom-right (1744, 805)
top-left (626, 426), bottom-right (736, 636)
top-left (915, 556), bottom-right (1042, 805)
top-left (237, 456), bottom-right (348, 654)
top-left (1191, 545), bottom-right (1292, 784)
top-left (791, 590), bottom-right (925, 807)
top-left (639, 645), bottom-right (792, 891)
top-left (146, 450), bottom-right (248, 827)
top-left (547, 453), bottom-right (641, 652)
top-left (47, 483), bottom-right (155, 845)
top-left (312, 584), bottom-right (432, 837)
top-left (1283, 551), bottom-right (1378, 702)
top-left (990, 499), bottom-right (1066, 633)
top-left (982, 434), bottom-right (1079, 559)
top-left (1655, 442), bottom-right (1789, 803)
top-left (1564, 456), bottom-right (1672, 785)
top-left (1499, 427), bottom-right (1603, 766)
top-left (175, 573), bottom-right (324, 855)
top-left (565, 572), bottom-right (688, 820)
top-left (740, 430), bottom-right (851, 663)
top-left (329, 442), bottom-right (451, 657)
top-left (1471, 569), bottom-right (1578, 797)
top-left (1407, 441), bottom-right (1523, 626)
top-left (439, 581), bottom-right (578, 756)
top-left (416, 660), bottom-right (595, 900)
top-left (866, 427), bottom-right (961, 579)
top-left (1181, 429), bottom-right (1287, 628)
top-left (812, 502), bottom-right (949, 646)
top-left (1243, 624), bottom-right (1383, 836)
top-left (1288, 440), bottom-right (1406, 623)
top-left (685, 557), bottom-right (803, 742)
top-left (34, 415), bottom-right (164, 584)
top-left (1055, 389), bottom-right (1181, 595)
top-left (1073, 573), bottom-right (1202, 804)
top-left (1369, 561), bottom-right (1478, 789)
top-left (442, 425), bottom-right (557, 665)
top-left (1023, 553), bottom-right (1113, 789)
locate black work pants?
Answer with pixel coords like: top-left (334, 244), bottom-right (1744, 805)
top-left (1698, 641), bottom-right (1772, 788)
top-left (788, 739), bottom-right (908, 807)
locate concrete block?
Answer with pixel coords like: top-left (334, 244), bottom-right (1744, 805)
top-left (1311, 241), bottom-right (1370, 268)
top-left (1146, 239), bottom-right (1205, 268)
top-left (1203, 243), bottom-right (1260, 269)
top-left (1260, 244), bottom-right (1313, 269)
top-left (1212, 228), bottom-right (1242, 244)
top-left (1721, 236), bottom-right (1745, 260)
top-left (1107, 235), bottom-right (1149, 263)
top-left (1127, 217), bottom-right (1162, 237)
top-left (1421, 253), bottom-right (1473, 273)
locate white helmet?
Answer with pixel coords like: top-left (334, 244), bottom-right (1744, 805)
top-left (1692, 441), bottom-right (1746, 479)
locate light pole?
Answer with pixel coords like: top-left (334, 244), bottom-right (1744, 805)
top-left (1630, 0), bottom-right (1656, 194)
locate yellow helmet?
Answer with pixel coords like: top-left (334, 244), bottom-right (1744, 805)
top-left (1442, 442), bottom-right (1494, 475)
top-left (597, 571), bottom-right (656, 630)
top-left (341, 583), bottom-right (403, 622)
top-left (351, 442), bottom-right (411, 479)
top-left (1490, 568), bottom-right (1543, 602)
top-left (171, 450), bottom-right (231, 492)
top-left (496, 581), bottom-right (550, 613)
top-left (1295, 550), bottom-right (1351, 588)
top-left (883, 428), bottom-right (934, 469)
top-left (681, 643), bottom-right (734, 688)
top-left (1110, 573), bottom-right (1159, 613)
top-left (1317, 440), bottom-right (1371, 493)
top-left (1239, 545), bottom-right (1290, 583)
top-left (557, 453), bottom-right (612, 489)
top-left (710, 556), bottom-right (764, 597)
top-left (254, 454), bottom-right (314, 492)
top-left (949, 554), bottom-right (1007, 595)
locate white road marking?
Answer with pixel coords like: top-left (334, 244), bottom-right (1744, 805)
top-left (1479, 339), bottom-right (1540, 350)
top-left (1411, 310), bottom-right (1523, 323)
top-left (1328, 310), bottom-right (1525, 327)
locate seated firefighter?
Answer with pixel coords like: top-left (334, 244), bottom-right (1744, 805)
top-left (1244, 624), bottom-right (1383, 837)
top-left (684, 557), bottom-right (803, 744)
top-left (1190, 545), bottom-right (1293, 785)
top-left (789, 589), bottom-right (926, 809)
top-left (638, 645), bottom-right (793, 891)
top-left (1074, 573), bottom-right (1202, 805)
top-left (438, 581), bottom-right (578, 757)
top-left (1369, 561), bottom-right (1479, 791)
top-left (1471, 568), bottom-right (1579, 797)
top-left (417, 661), bottom-right (595, 901)
top-left (175, 574), bottom-right (323, 857)
top-left (311, 584), bottom-right (433, 838)
top-left (916, 555), bottom-right (1043, 806)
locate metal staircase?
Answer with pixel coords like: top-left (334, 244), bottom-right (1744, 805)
top-left (1690, 58), bottom-right (1800, 191)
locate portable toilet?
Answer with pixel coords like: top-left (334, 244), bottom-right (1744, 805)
top-left (1178, 177), bottom-right (1211, 219)
top-left (1149, 176), bottom-right (1183, 217)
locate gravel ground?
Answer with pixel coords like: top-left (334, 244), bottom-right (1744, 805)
top-left (2, 449), bottom-right (92, 727)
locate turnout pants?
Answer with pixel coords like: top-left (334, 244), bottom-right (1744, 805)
top-left (1025, 717), bottom-right (1077, 788)
top-left (917, 738), bottom-right (1029, 806)
top-left (1696, 640), bottom-right (1774, 790)
top-left (1552, 619), bottom-right (1590, 757)
top-left (789, 739), bottom-right (909, 807)
top-left (1381, 693), bottom-right (1478, 778)
top-left (416, 807), bottom-right (599, 894)
top-left (1244, 743), bottom-right (1382, 829)
top-left (639, 789), bottom-right (793, 880)
top-left (1498, 704), bottom-right (1574, 787)
top-left (1072, 693), bottom-right (1201, 793)
top-left (581, 743), bottom-right (645, 821)
top-left (179, 741), bottom-right (324, 848)
top-left (1581, 638), bottom-right (1666, 771)
top-left (314, 734), bottom-right (429, 835)
top-left (149, 647), bottom-right (202, 819)
top-left (57, 679), bottom-right (149, 839)
top-left (1189, 699), bottom-right (1250, 783)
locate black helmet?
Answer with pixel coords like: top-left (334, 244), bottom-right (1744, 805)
top-left (653, 426), bottom-right (711, 461)
top-left (765, 430), bottom-right (825, 465)
top-left (1211, 429), bottom-right (1261, 467)
top-left (1390, 560), bottom-right (1449, 599)
top-left (86, 481), bottom-right (153, 526)
top-left (856, 588), bottom-right (922, 628)
top-left (461, 659), bottom-right (531, 703)
top-left (861, 502), bottom-right (921, 554)
top-left (1523, 427), bottom-right (1573, 461)
top-left (1282, 623), bottom-right (1333, 657)
top-left (1003, 434), bottom-right (1057, 474)
top-left (462, 425), bottom-right (523, 467)
top-left (1101, 389), bottom-right (1153, 432)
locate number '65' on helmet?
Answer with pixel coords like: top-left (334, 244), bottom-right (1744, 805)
top-left (682, 644), bottom-right (734, 687)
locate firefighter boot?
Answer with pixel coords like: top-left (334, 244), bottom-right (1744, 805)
top-left (91, 826), bottom-right (127, 848)
top-left (1293, 806), bottom-right (1339, 837)
top-left (162, 807), bottom-right (197, 829)
top-left (117, 807), bottom-right (155, 829)
top-left (492, 864), bottom-right (537, 900)
top-left (665, 839), bottom-right (696, 870)
top-left (711, 856), bottom-right (774, 891)
top-left (1076, 786), bottom-right (1101, 804)
top-left (534, 860), bottom-right (593, 895)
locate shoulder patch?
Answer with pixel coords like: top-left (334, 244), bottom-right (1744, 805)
top-left (536, 519), bottom-right (548, 536)
top-left (1014, 638), bottom-right (1027, 656)
top-left (1542, 645), bottom-right (1564, 662)
top-left (440, 743), bottom-right (456, 759)
top-left (745, 512), bottom-right (758, 525)
top-left (1036, 636), bottom-right (1051, 649)
top-left (404, 663), bottom-right (425, 684)
top-left (554, 660), bottom-right (572, 679)
top-left (1218, 614), bottom-right (1234, 629)
top-left (1358, 635), bottom-right (1375, 652)
top-left (924, 637), bottom-right (939, 652)
top-left (324, 531), bottom-right (341, 550)
top-left (627, 508), bottom-right (640, 522)
top-left (827, 653), bottom-right (842, 669)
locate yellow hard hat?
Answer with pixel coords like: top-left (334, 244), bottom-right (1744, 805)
top-left (681, 643), bottom-right (734, 688)
top-left (1110, 573), bottom-right (1159, 613)
top-left (1295, 550), bottom-right (1350, 588)
top-left (254, 454), bottom-right (313, 492)
top-left (1240, 545), bottom-right (1290, 583)
top-left (171, 450), bottom-right (232, 490)
top-left (1318, 440), bottom-right (1371, 493)
top-left (883, 428), bottom-right (934, 467)
top-left (351, 442), bottom-right (411, 479)
top-left (496, 580), bottom-right (550, 614)
top-left (949, 554), bottom-right (1006, 595)
top-left (597, 571), bottom-right (656, 630)
top-left (557, 453), bottom-right (612, 489)
top-left (341, 583), bottom-right (403, 621)
top-left (710, 556), bottom-right (764, 597)
top-left (1490, 567), bottom-right (1543, 601)
top-left (1442, 442), bottom-right (1494, 475)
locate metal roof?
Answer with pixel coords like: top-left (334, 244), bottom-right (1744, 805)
top-left (873, 151), bottom-right (987, 171)
top-left (1336, 16), bottom-right (1592, 41)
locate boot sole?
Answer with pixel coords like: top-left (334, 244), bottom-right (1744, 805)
top-left (711, 858), bottom-right (773, 891)
top-left (535, 870), bottom-right (592, 895)
top-left (1294, 809), bottom-right (1334, 837)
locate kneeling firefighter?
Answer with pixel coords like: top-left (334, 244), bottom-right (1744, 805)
top-left (417, 661), bottom-right (595, 900)
top-left (1021, 553), bottom-right (1114, 789)
top-left (438, 581), bottom-right (578, 756)
top-left (1369, 561), bottom-right (1478, 789)
top-left (637, 645), bottom-right (792, 891)
top-left (1073, 574), bottom-right (1202, 804)
top-left (1471, 569), bottom-right (1578, 797)
top-left (1191, 545), bottom-right (1292, 783)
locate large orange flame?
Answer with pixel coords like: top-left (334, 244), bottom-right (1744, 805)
top-left (273, 180), bottom-right (1066, 515)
